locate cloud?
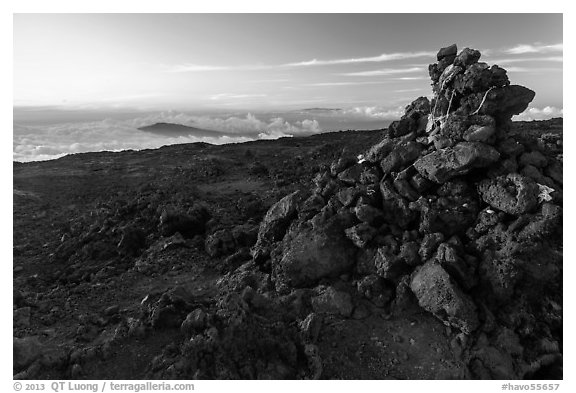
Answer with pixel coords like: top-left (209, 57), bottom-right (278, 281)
top-left (394, 76), bottom-right (430, 81)
top-left (307, 81), bottom-right (393, 87)
top-left (486, 56), bottom-right (563, 65)
top-left (166, 45), bottom-right (562, 74)
top-left (165, 64), bottom-right (232, 73)
top-left (393, 88), bottom-right (428, 93)
top-left (285, 51), bottom-right (435, 67)
top-left (513, 106), bottom-right (563, 121)
top-left (341, 67), bottom-right (424, 77)
top-left (257, 118), bottom-right (321, 139)
top-left (505, 66), bottom-right (562, 73)
top-left (504, 43), bottom-right (563, 55)
top-left (13, 112), bottom-right (323, 162)
top-left (165, 51), bottom-right (435, 73)
top-left (209, 93), bottom-right (267, 100)
top-left (339, 106), bottom-right (405, 119)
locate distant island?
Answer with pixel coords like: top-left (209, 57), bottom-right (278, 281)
top-left (138, 122), bottom-right (230, 138)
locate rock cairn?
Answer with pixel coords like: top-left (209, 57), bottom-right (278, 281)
top-left (252, 44), bottom-right (563, 378)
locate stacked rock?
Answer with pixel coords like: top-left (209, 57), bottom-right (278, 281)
top-left (251, 44), bottom-right (562, 379)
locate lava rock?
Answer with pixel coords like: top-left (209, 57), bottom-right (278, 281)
top-left (344, 223), bottom-right (378, 249)
top-left (437, 44), bottom-right (458, 62)
top-left (337, 164), bottom-right (364, 185)
top-left (356, 274), bottom-right (394, 307)
top-left (299, 313), bottom-right (323, 343)
top-left (410, 262), bottom-right (479, 334)
top-left (256, 190), bottom-right (303, 244)
top-left (478, 174), bottom-right (539, 215)
top-left (375, 246), bottom-right (410, 281)
top-left (354, 204), bottom-right (385, 226)
top-left (273, 216), bottom-right (357, 288)
top-left (519, 151), bottom-right (548, 168)
top-left (205, 229), bottom-right (235, 257)
top-left (14, 336), bottom-right (43, 371)
top-left (158, 205), bottom-right (210, 238)
top-left (454, 47), bottom-right (481, 68)
top-left (117, 225), bottom-right (146, 256)
top-left (181, 309), bottom-right (207, 335)
top-left (460, 85), bottom-right (535, 120)
top-left (14, 307), bottom-right (32, 328)
top-left (379, 141), bottom-right (423, 175)
top-left (414, 142), bottom-right (500, 183)
top-left (330, 156), bottom-right (356, 176)
top-left (311, 287), bottom-right (354, 317)
top-left (463, 125), bottom-right (496, 143)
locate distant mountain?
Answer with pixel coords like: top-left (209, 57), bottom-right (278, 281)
top-left (297, 108), bottom-right (342, 113)
top-left (138, 122), bottom-right (227, 138)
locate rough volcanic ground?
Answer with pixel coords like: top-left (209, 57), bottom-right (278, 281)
top-left (13, 116), bottom-right (562, 380)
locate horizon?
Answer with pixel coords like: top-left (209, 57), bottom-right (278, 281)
top-left (13, 13), bottom-right (563, 162)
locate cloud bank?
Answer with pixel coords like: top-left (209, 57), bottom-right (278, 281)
top-left (13, 112), bottom-right (323, 162)
top-left (513, 106), bottom-right (563, 121)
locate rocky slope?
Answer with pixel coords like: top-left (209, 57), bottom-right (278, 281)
top-left (13, 44), bottom-right (562, 380)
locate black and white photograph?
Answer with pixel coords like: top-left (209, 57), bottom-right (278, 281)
top-left (9, 5), bottom-right (567, 385)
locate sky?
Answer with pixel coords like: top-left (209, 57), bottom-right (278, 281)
top-left (14, 14), bottom-right (562, 112)
top-left (11, 13), bottom-right (563, 162)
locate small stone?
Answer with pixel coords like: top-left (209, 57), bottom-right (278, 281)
top-left (354, 204), bottom-right (385, 226)
top-left (104, 305), bottom-right (120, 316)
top-left (311, 287), bottom-right (354, 318)
top-left (345, 223), bottom-right (377, 249)
top-left (14, 307), bottom-right (32, 328)
top-left (357, 275), bottom-right (394, 307)
top-left (181, 309), bottom-right (207, 335)
top-left (71, 363), bottom-right (83, 378)
top-left (299, 313), bottom-right (322, 342)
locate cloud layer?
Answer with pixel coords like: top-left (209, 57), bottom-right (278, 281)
top-left (512, 106), bottom-right (563, 121)
top-left (13, 112), bottom-right (323, 162)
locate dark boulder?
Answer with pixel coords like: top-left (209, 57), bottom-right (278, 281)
top-left (460, 85), bottom-right (535, 121)
top-left (437, 44), bottom-right (458, 62)
top-left (273, 216), bottom-right (357, 288)
top-left (410, 262), bottom-right (479, 334)
top-left (257, 190), bottom-right (303, 244)
top-left (379, 141), bottom-right (423, 175)
top-left (478, 174), bottom-right (539, 215)
top-left (454, 47), bottom-right (481, 68)
top-left (337, 164), bottom-right (364, 185)
top-left (414, 142), bottom-right (500, 183)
